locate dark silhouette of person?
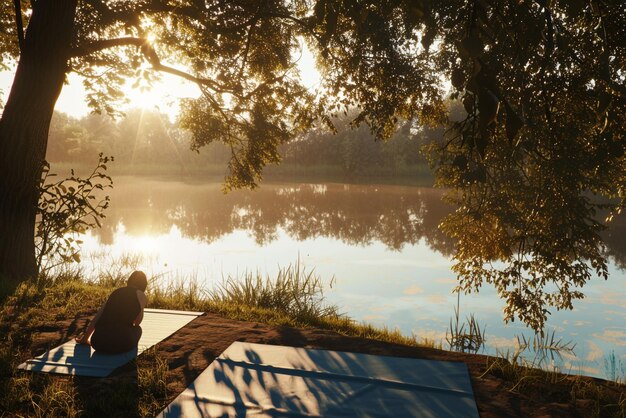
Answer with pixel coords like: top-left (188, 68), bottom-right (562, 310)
top-left (75, 271), bottom-right (149, 354)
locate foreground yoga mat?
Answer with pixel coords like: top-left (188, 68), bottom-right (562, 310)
top-left (158, 341), bottom-right (480, 418)
top-left (18, 308), bottom-right (202, 377)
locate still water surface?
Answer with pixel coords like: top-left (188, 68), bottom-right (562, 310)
top-left (78, 177), bottom-right (626, 380)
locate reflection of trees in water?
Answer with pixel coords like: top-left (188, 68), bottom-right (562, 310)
top-left (602, 216), bottom-right (626, 271)
top-left (95, 180), bottom-right (456, 256)
top-left (95, 178), bottom-right (626, 266)
top-left (236, 185), bottom-right (454, 254)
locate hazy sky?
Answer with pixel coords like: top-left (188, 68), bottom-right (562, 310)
top-left (0, 40), bottom-right (320, 120)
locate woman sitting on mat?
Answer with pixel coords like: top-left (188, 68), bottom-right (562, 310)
top-left (76, 270), bottom-right (149, 354)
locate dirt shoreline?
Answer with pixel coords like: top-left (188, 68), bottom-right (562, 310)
top-left (23, 311), bottom-right (624, 418)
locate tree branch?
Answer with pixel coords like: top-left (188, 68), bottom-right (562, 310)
top-left (13, 0), bottom-right (24, 52)
top-left (70, 32), bottom-right (303, 119)
top-left (238, 20), bottom-right (258, 79)
top-left (138, 42), bottom-right (226, 93)
top-left (70, 37), bottom-right (225, 92)
top-left (70, 37), bottom-right (145, 57)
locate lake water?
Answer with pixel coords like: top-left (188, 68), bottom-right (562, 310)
top-left (77, 176), bottom-right (626, 381)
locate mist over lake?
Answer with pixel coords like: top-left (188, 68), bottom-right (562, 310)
top-left (76, 176), bottom-right (626, 381)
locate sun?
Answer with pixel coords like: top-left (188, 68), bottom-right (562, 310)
top-left (123, 83), bottom-right (164, 111)
top-left (120, 74), bottom-right (201, 119)
top-left (34, 39), bottom-right (320, 119)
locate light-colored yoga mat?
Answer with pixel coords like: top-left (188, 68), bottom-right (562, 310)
top-left (18, 308), bottom-right (202, 377)
top-left (158, 341), bottom-right (480, 418)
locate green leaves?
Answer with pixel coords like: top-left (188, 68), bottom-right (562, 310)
top-left (428, 0), bottom-right (626, 330)
top-left (12, 0), bottom-right (622, 331)
top-left (35, 155), bottom-right (113, 272)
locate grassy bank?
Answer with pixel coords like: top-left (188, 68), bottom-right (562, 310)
top-left (0, 264), bottom-right (430, 417)
top-left (1, 265), bottom-right (624, 417)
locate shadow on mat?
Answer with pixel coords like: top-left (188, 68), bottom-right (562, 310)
top-left (160, 342), bottom-right (479, 418)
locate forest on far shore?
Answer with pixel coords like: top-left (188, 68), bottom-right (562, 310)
top-left (46, 108), bottom-right (445, 181)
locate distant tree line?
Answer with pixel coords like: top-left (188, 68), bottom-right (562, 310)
top-left (280, 111), bottom-right (430, 177)
top-left (47, 109), bottom-right (196, 167)
top-left (46, 108), bottom-right (438, 178)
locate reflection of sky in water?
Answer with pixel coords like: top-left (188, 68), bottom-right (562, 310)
top-left (78, 178), bottom-right (626, 381)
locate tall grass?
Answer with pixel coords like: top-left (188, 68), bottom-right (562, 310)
top-left (147, 273), bottom-right (207, 311)
top-left (445, 293), bottom-right (486, 353)
top-left (209, 261), bottom-right (340, 321)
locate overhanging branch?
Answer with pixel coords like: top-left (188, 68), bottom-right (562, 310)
top-left (70, 33), bottom-right (301, 120)
top-left (137, 42), bottom-right (225, 93)
top-left (71, 35), bottom-right (235, 120)
top-left (70, 37), bottom-right (145, 57)
top-left (70, 37), bottom-right (224, 92)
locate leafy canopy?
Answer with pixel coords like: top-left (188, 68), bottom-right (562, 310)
top-left (1, 0), bottom-right (625, 330)
top-left (430, 0), bottom-right (626, 330)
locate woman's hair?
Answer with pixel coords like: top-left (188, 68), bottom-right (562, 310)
top-left (127, 270), bottom-right (148, 292)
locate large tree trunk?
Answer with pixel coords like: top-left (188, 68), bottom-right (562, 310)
top-left (0, 1), bottom-right (77, 283)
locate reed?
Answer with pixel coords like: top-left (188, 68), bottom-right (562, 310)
top-left (604, 350), bottom-right (626, 385)
top-left (515, 329), bottom-right (576, 369)
top-left (445, 293), bottom-right (486, 353)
